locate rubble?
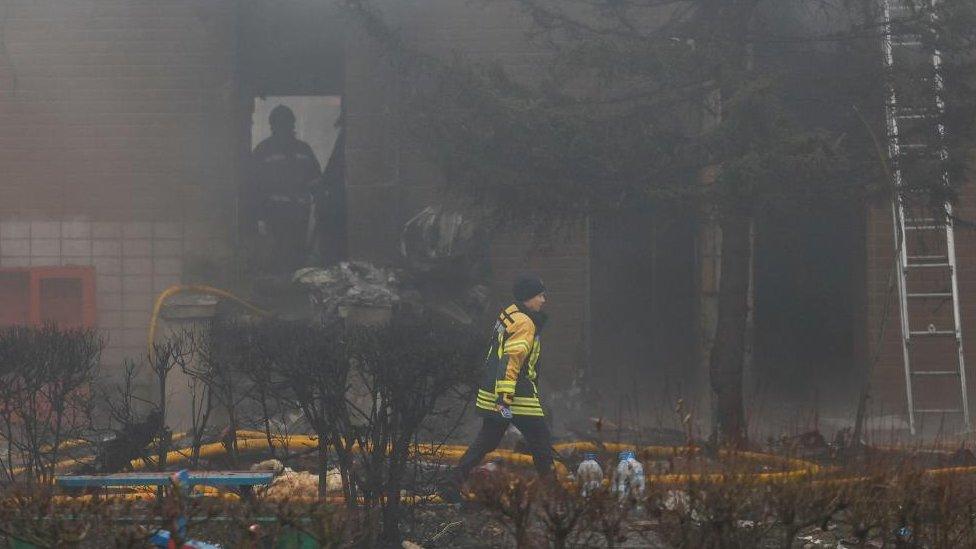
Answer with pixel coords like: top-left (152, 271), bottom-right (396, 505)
top-left (400, 206), bottom-right (483, 273)
top-left (293, 261), bottom-right (400, 324)
top-left (250, 457), bottom-right (346, 499)
top-left (250, 458), bottom-right (285, 476)
top-left (399, 206), bottom-right (489, 324)
top-left (290, 207), bottom-right (489, 326)
top-left (470, 460), bottom-right (503, 482)
top-left (260, 466), bottom-right (344, 499)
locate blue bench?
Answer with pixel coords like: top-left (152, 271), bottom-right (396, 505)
top-left (31, 471), bottom-right (281, 549)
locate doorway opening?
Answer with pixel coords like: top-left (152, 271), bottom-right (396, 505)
top-left (237, 1), bottom-right (347, 272)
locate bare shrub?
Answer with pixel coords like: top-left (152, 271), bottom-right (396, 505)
top-left (253, 320), bottom-right (353, 501)
top-left (0, 325), bottom-right (102, 483)
top-left (96, 331), bottom-right (194, 474)
top-left (183, 319), bottom-right (253, 468)
top-left (535, 479), bottom-right (588, 548)
top-left (469, 470), bottom-right (540, 548)
top-left (762, 478), bottom-right (842, 549)
top-left (147, 332), bottom-right (194, 470)
top-left (0, 485), bottom-right (366, 547)
top-left (343, 318), bottom-right (479, 544)
top-left (236, 324), bottom-right (294, 461)
top-left (243, 316), bottom-right (477, 544)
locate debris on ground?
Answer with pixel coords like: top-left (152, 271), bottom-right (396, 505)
top-left (399, 206), bottom-right (488, 324)
top-left (261, 467), bottom-right (343, 499)
top-left (469, 460), bottom-right (503, 483)
top-left (286, 205), bottom-right (491, 326)
top-left (250, 458), bottom-right (285, 476)
top-left (294, 259), bottom-right (489, 325)
top-left (949, 445), bottom-right (976, 466)
top-left (91, 410), bottom-right (165, 474)
top-left (294, 261), bottom-right (400, 324)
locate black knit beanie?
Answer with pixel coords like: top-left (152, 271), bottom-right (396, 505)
top-left (513, 274), bottom-right (546, 302)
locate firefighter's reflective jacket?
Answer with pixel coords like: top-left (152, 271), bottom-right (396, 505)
top-left (476, 303), bottom-right (544, 417)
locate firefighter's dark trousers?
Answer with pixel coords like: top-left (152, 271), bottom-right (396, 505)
top-left (454, 413), bottom-right (553, 482)
top-left (263, 201), bottom-right (309, 274)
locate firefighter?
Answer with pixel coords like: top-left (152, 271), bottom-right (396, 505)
top-left (445, 274), bottom-right (552, 501)
top-left (244, 105), bottom-right (322, 274)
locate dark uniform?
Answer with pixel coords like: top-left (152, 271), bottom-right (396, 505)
top-left (244, 106), bottom-right (322, 274)
top-left (453, 301), bottom-right (553, 485)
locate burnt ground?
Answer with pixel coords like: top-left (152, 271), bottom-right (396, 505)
top-left (400, 502), bottom-right (893, 548)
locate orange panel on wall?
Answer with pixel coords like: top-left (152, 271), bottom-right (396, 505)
top-left (0, 271), bottom-right (30, 326)
top-left (39, 278), bottom-right (84, 327)
top-left (0, 267), bottom-right (96, 328)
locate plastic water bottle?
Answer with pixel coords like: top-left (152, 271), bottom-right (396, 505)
top-left (631, 455), bottom-right (646, 499)
top-left (472, 460), bottom-right (502, 482)
top-left (576, 452), bottom-right (603, 497)
top-left (499, 405), bottom-right (513, 419)
top-left (612, 450), bottom-right (646, 502)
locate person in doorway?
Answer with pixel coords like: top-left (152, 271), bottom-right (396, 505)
top-left (445, 274), bottom-right (553, 501)
top-left (244, 105), bottom-right (322, 275)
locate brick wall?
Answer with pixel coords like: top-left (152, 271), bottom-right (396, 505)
top-left (0, 218), bottom-right (223, 362)
top-left (865, 180), bottom-right (976, 429)
top-left (0, 1), bottom-right (240, 364)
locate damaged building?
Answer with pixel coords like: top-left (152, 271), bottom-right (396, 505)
top-left (0, 0), bottom-right (972, 436)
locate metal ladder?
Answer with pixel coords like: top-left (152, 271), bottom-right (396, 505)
top-left (881, 0), bottom-right (970, 435)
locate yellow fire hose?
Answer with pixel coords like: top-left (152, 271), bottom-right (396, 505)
top-left (133, 434), bottom-right (820, 484)
top-left (31, 431), bottom-right (976, 505)
top-left (39, 432), bottom-right (189, 456)
top-left (147, 284), bottom-right (271, 356)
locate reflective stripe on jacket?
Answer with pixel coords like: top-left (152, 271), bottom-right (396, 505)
top-left (475, 303), bottom-right (543, 417)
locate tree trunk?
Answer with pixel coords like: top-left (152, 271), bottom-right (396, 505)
top-left (158, 371), bottom-right (168, 471)
top-left (380, 468), bottom-right (402, 546)
top-left (709, 213), bottom-right (751, 447)
top-left (259, 388), bottom-right (277, 460)
top-left (318, 440), bottom-right (329, 498)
